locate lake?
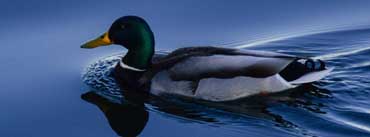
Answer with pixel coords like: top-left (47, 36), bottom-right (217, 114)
top-left (1, 1), bottom-right (370, 137)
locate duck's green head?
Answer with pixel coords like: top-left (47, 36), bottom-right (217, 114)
top-left (81, 16), bottom-right (155, 50)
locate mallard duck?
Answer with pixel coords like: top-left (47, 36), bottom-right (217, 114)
top-left (81, 16), bottom-right (333, 102)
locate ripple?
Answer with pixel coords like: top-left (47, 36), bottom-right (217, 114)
top-left (81, 54), bottom-right (123, 96)
top-left (81, 27), bottom-right (370, 137)
top-left (312, 46), bottom-right (370, 60)
top-left (327, 113), bottom-right (370, 134)
top-left (345, 61), bottom-right (370, 69)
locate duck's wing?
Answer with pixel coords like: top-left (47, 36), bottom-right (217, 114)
top-left (151, 47), bottom-right (301, 81)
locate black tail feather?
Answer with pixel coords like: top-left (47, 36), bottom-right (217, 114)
top-left (279, 59), bottom-right (326, 81)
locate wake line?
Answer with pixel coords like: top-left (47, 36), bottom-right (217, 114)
top-left (234, 27), bottom-right (351, 49)
top-left (234, 26), bottom-right (370, 49)
top-left (331, 116), bottom-right (370, 133)
top-left (312, 46), bottom-right (370, 60)
top-left (234, 35), bottom-right (300, 49)
top-left (346, 61), bottom-right (370, 69)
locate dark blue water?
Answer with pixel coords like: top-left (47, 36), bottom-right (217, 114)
top-left (81, 28), bottom-right (370, 137)
top-left (2, 1), bottom-right (370, 137)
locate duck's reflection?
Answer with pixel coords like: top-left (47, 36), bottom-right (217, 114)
top-left (146, 83), bottom-right (330, 127)
top-left (81, 91), bottom-right (148, 137)
top-left (81, 83), bottom-right (330, 136)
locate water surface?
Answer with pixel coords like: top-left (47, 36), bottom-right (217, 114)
top-left (1, 1), bottom-right (370, 136)
top-left (82, 28), bottom-right (370, 137)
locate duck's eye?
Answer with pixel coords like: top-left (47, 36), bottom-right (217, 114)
top-left (100, 34), bottom-right (105, 39)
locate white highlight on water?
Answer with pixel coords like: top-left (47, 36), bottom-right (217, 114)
top-left (233, 26), bottom-right (362, 49)
top-left (333, 117), bottom-right (370, 133)
top-left (234, 34), bottom-right (306, 49)
top-left (346, 61), bottom-right (370, 69)
top-left (312, 46), bottom-right (370, 60)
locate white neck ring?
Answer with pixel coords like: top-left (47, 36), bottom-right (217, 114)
top-left (119, 60), bottom-right (146, 72)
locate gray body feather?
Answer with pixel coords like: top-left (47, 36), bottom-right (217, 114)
top-left (143, 47), bottom-right (331, 101)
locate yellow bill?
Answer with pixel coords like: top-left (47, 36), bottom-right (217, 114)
top-left (81, 32), bottom-right (113, 49)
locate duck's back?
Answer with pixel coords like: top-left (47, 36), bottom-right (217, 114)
top-left (147, 47), bottom-right (305, 101)
top-left (150, 47), bottom-right (299, 79)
